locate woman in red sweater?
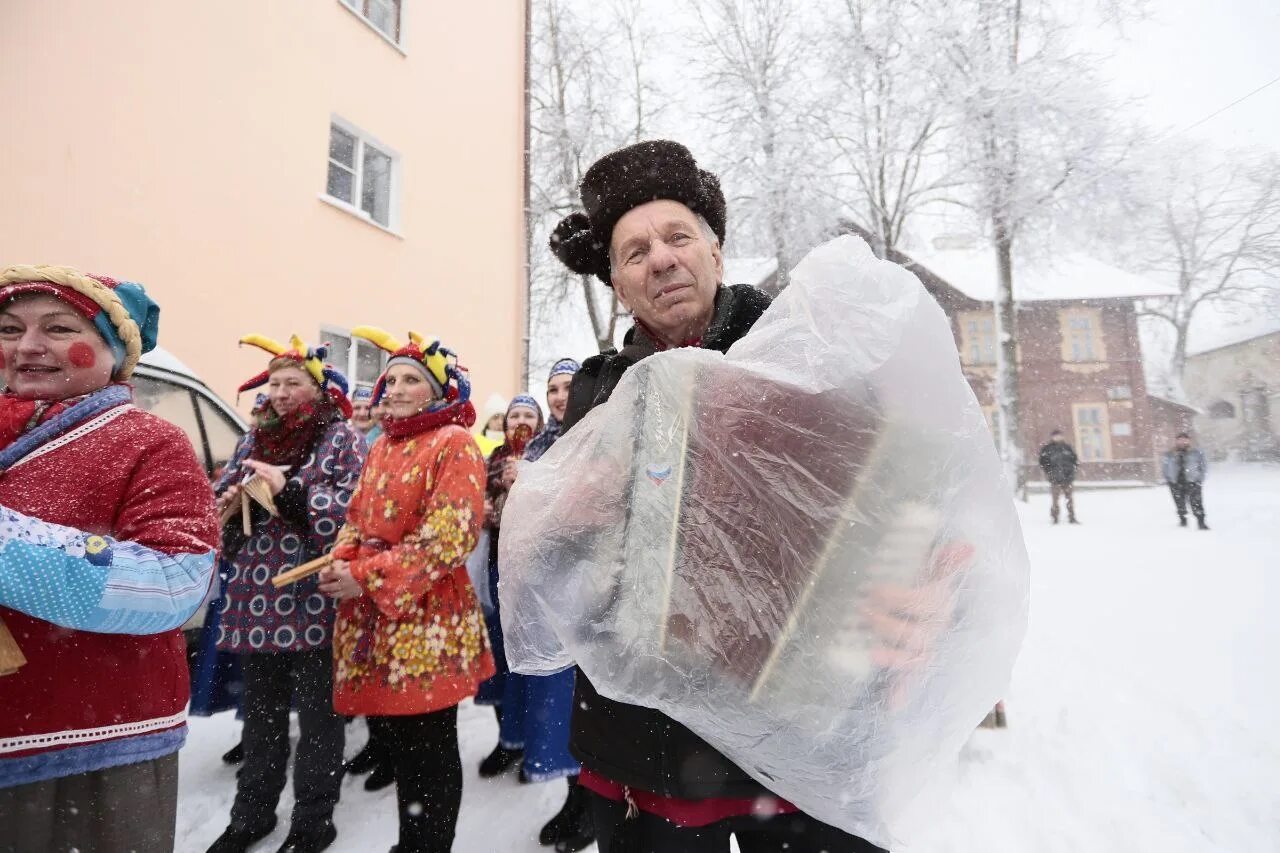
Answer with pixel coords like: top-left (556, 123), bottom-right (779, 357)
top-left (320, 328), bottom-right (493, 853)
top-left (0, 265), bottom-right (219, 852)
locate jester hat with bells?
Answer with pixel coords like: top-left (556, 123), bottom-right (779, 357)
top-left (237, 333), bottom-right (353, 418)
top-left (351, 327), bottom-right (473, 417)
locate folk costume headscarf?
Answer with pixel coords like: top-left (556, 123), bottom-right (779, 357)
top-left (0, 265), bottom-right (160, 452)
top-left (524, 359), bottom-right (581, 464)
top-left (351, 327), bottom-right (476, 438)
top-left (237, 333), bottom-right (352, 468)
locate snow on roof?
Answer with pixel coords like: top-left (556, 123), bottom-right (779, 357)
top-left (722, 256), bottom-right (778, 288)
top-left (1187, 319), bottom-right (1280, 357)
top-left (1148, 393), bottom-right (1200, 414)
top-left (903, 245), bottom-right (1178, 303)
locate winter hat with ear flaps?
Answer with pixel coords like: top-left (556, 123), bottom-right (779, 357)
top-left (0, 265), bottom-right (160, 380)
top-left (549, 140), bottom-right (727, 285)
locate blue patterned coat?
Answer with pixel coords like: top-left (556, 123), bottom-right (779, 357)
top-left (214, 420), bottom-right (365, 654)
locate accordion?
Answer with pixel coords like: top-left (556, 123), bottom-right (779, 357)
top-left (606, 357), bottom-right (947, 711)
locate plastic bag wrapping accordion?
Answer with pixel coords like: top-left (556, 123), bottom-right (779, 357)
top-left (499, 235), bottom-right (1029, 847)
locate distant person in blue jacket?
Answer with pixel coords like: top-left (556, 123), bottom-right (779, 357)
top-left (1162, 432), bottom-right (1209, 530)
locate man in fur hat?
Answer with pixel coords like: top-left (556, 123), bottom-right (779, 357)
top-left (548, 141), bottom-right (884, 853)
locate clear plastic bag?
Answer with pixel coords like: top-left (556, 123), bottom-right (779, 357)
top-left (499, 235), bottom-right (1029, 847)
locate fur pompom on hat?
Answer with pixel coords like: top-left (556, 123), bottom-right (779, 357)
top-left (549, 140), bottom-right (727, 286)
top-left (0, 265), bottom-right (160, 380)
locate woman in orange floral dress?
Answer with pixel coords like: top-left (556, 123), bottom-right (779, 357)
top-left (318, 328), bottom-right (493, 853)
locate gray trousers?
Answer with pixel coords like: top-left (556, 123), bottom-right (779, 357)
top-left (230, 648), bottom-right (345, 833)
top-left (0, 752), bottom-right (178, 853)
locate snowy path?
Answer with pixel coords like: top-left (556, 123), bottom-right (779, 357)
top-left (176, 465), bottom-right (1280, 852)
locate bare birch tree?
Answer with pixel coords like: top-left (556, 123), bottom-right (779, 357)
top-left (526, 0), bottom-right (668, 375)
top-left (816, 0), bottom-right (960, 258)
top-left (688, 0), bottom-right (829, 287)
top-left (944, 0), bottom-right (1132, 491)
top-left (1137, 148), bottom-right (1280, 386)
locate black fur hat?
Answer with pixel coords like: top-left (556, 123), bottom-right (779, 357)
top-left (548, 140), bottom-right (727, 285)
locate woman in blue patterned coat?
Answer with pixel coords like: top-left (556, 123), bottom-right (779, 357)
top-left (206, 334), bottom-right (366, 853)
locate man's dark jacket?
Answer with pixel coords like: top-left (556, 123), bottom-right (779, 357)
top-left (560, 283), bottom-right (773, 798)
top-left (1037, 441), bottom-right (1078, 485)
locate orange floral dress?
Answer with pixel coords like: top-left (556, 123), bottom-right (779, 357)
top-left (331, 420), bottom-right (495, 716)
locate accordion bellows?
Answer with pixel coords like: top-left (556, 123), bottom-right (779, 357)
top-left (498, 235), bottom-right (1030, 848)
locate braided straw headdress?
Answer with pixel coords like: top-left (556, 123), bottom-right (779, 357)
top-left (0, 265), bottom-right (146, 379)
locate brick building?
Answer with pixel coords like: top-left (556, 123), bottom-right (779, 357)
top-left (896, 243), bottom-right (1179, 482)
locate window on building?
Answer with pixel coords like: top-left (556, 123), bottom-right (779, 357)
top-left (325, 121), bottom-right (399, 228)
top-left (1107, 385), bottom-right (1132, 400)
top-left (322, 326), bottom-right (387, 391)
top-left (1059, 308), bottom-right (1106, 363)
top-left (1208, 399), bottom-right (1236, 419)
top-left (341, 0), bottom-right (401, 43)
top-left (1073, 404), bottom-right (1112, 461)
top-left (959, 312), bottom-right (996, 365)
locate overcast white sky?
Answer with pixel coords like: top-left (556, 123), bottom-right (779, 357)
top-left (1092, 0), bottom-right (1280, 152)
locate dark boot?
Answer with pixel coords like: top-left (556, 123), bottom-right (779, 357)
top-left (477, 744), bottom-right (523, 778)
top-left (205, 816), bottom-right (278, 853)
top-left (275, 822), bottom-right (336, 853)
top-left (538, 777), bottom-right (582, 845)
top-left (344, 738), bottom-right (383, 776)
top-left (221, 741), bottom-right (245, 765)
top-left (553, 812), bottom-right (595, 853)
top-left (1198, 518), bottom-right (1210, 530)
top-left (1068, 517), bottom-right (1080, 525)
top-left (364, 761), bottom-right (396, 791)
top-left (1179, 516), bottom-right (1187, 527)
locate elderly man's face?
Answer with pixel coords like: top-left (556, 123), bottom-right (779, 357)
top-left (610, 200), bottom-right (723, 345)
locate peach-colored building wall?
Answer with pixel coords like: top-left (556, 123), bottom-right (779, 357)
top-left (0, 1), bottom-right (526, 408)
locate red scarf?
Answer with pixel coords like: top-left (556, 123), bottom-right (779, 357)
top-left (250, 398), bottom-right (343, 467)
top-left (0, 392), bottom-right (92, 452)
top-left (381, 398), bottom-right (476, 440)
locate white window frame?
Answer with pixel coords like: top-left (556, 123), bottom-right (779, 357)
top-left (338, 0), bottom-right (407, 52)
top-left (1072, 403), bottom-right (1113, 462)
top-left (958, 311), bottom-right (996, 366)
top-left (321, 116), bottom-right (403, 235)
top-left (320, 325), bottom-right (388, 393)
top-left (1059, 308), bottom-right (1107, 364)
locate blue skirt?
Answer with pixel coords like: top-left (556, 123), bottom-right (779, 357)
top-left (189, 559), bottom-right (244, 717)
top-left (498, 668), bottom-right (580, 782)
top-left (474, 535), bottom-right (506, 706)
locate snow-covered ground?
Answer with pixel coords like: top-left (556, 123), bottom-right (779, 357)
top-left (176, 464), bottom-right (1280, 852)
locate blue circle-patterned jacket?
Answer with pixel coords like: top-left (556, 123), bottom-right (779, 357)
top-left (214, 420), bottom-right (366, 654)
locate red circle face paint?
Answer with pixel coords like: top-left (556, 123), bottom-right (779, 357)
top-left (68, 342), bottom-right (97, 368)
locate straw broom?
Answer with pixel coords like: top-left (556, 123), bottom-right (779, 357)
top-left (218, 475), bottom-right (280, 534)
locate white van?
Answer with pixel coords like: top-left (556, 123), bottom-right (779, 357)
top-left (133, 347), bottom-right (247, 477)
top-left (132, 348), bottom-right (248, 641)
